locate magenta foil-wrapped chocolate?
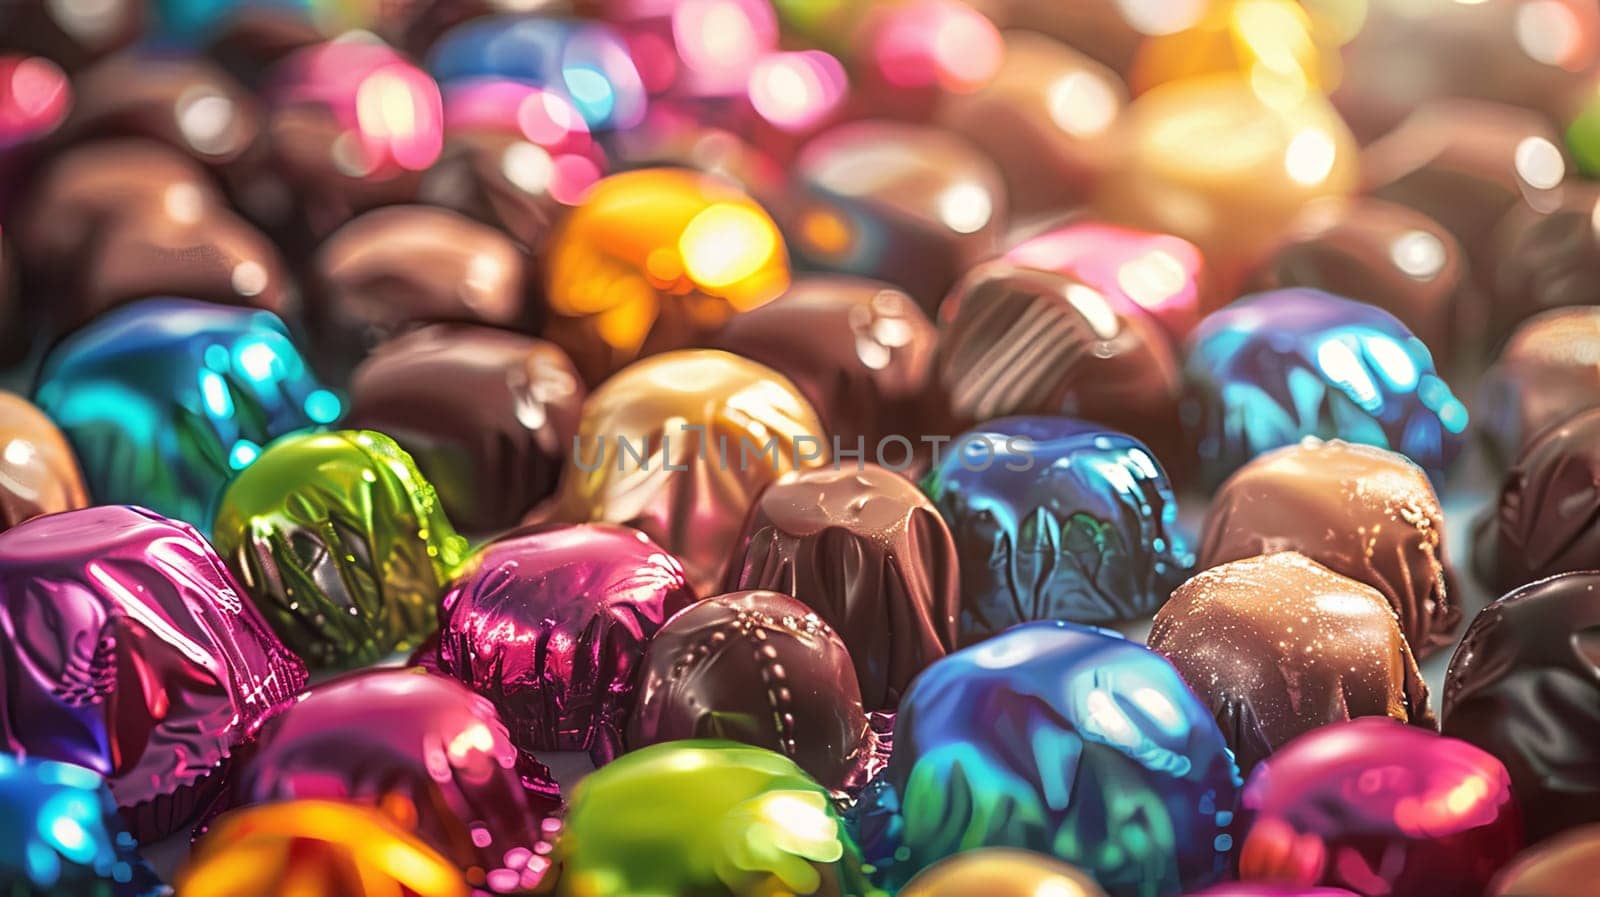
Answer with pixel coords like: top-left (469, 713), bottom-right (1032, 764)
top-left (235, 667), bottom-right (563, 895)
top-left (433, 524), bottom-right (696, 765)
top-left (0, 505), bottom-right (307, 840)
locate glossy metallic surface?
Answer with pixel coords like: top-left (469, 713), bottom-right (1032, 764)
top-left (33, 298), bottom-right (332, 531)
top-left (1489, 823), bottom-right (1600, 897)
top-left (1238, 718), bottom-right (1522, 897)
top-left (0, 506), bottom-right (307, 839)
top-left (724, 465), bottom-right (959, 711)
top-left (434, 523), bottom-right (694, 764)
top-left (0, 756), bottom-right (161, 897)
top-left (1479, 307), bottom-right (1600, 468)
top-left (0, 391), bottom-right (88, 531)
top-left (180, 800), bottom-right (467, 897)
top-left (556, 739), bottom-right (882, 897)
top-left (544, 349), bottom-right (828, 594)
top-left (1199, 439), bottom-right (1459, 657)
top-left (853, 621), bottom-right (1241, 897)
top-left (1444, 572), bottom-right (1600, 843)
top-left (212, 430), bottom-right (468, 669)
top-left (236, 668), bottom-right (562, 895)
top-left (1152, 552), bottom-right (1433, 775)
top-left (897, 849), bottom-right (1108, 897)
top-left (1477, 409), bottom-right (1600, 593)
top-left (1183, 289), bottom-right (1468, 486)
top-left (922, 416), bottom-right (1192, 640)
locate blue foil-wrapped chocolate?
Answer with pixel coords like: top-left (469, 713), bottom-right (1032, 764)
top-left (0, 755), bottom-right (162, 897)
top-left (427, 16), bottom-right (646, 131)
top-left (921, 417), bottom-right (1193, 643)
top-left (32, 298), bottom-right (339, 530)
top-left (1182, 289), bottom-right (1468, 486)
top-left (852, 621), bottom-right (1241, 897)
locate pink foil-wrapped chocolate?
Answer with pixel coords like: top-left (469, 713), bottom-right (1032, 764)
top-left (0, 505), bottom-right (307, 840)
top-left (1238, 717), bottom-right (1523, 897)
top-left (236, 667), bottom-right (563, 895)
top-left (433, 524), bottom-right (696, 765)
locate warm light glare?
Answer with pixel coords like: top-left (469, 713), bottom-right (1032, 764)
top-left (1047, 71), bottom-right (1119, 137)
top-left (936, 182), bottom-right (993, 234)
top-left (1284, 127), bottom-right (1338, 185)
top-left (748, 51), bottom-right (847, 131)
top-left (679, 203), bottom-right (781, 288)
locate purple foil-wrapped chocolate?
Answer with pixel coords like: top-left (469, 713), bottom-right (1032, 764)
top-left (434, 524), bottom-right (695, 765)
top-left (235, 667), bottom-right (563, 895)
top-left (0, 505), bottom-right (307, 840)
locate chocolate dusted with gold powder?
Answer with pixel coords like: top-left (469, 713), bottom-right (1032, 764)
top-left (723, 465), bottom-right (959, 710)
top-left (543, 349), bottom-right (829, 594)
top-left (1480, 307), bottom-right (1600, 469)
top-left (1489, 823), bottom-right (1600, 896)
top-left (0, 391), bottom-right (87, 531)
top-left (346, 324), bottom-right (584, 533)
top-left (1489, 184), bottom-right (1600, 341)
top-left (1477, 408), bottom-right (1600, 595)
top-left (1151, 552), bottom-right (1434, 775)
top-left (1200, 439), bottom-right (1459, 657)
top-left (707, 276), bottom-right (938, 451)
top-left (789, 121), bottom-right (1005, 313)
top-left (1443, 573), bottom-right (1600, 844)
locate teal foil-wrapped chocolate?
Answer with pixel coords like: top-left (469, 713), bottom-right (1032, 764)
top-left (212, 429), bottom-right (468, 669)
top-left (922, 417), bottom-right (1193, 643)
top-left (33, 298), bottom-right (339, 530)
top-left (0, 755), bottom-right (163, 897)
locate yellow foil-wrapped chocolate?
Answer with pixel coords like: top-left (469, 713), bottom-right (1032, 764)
top-left (899, 849), bottom-right (1108, 897)
top-left (1129, 0), bottom-right (1338, 97)
top-left (543, 349), bottom-right (828, 593)
top-left (544, 168), bottom-right (790, 383)
top-left (177, 800), bottom-right (468, 897)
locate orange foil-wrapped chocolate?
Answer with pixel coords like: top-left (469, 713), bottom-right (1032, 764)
top-left (542, 349), bottom-right (828, 593)
top-left (0, 391), bottom-right (87, 531)
top-left (543, 168), bottom-right (789, 384)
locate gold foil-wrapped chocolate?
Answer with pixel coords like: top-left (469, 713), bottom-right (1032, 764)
top-left (898, 849), bottom-right (1108, 897)
top-left (0, 391), bottom-right (87, 531)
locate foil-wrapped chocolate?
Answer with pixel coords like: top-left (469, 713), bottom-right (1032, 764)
top-left (181, 800), bottom-right (466, 897)
top-left (789, 121), bottom-right (1006, 312)
top-left (1443, 572), bottom-right (1600, 843)
top-left (543, 168), bottom-right (789, 384)
top-left (32, 298), bottom-right (334, 530)
top-left (1489, 823), bottom-right (1600, 897)
top-left (310, 205), bottom-right (533, 370)
top-left (723, 465), bottom-right (958, 710)
top-left (1188, 888), bottom-right (1361, 897)
top-left (1199, 439), bottom-right (1458, 657)
top-left (897, 849), bottom-right (1107, 897)
top-left (922, 416), bottom-right (1192, 641)
top-left (1476, 408), bottom-right (1600, 593)
top-left (556, 740), bottom-right (875, 897)
top-left (0, 505), bottom-right (307, 839)
top-left (707, 276), bottom-right (937, 451)
top-left (1183, 289), bottom-right (1469, 486)
top-left (543, 349), bottom-right (829, 594)
top-left (345, 324), bottom-right (584, 533)
top-left (59, 50), bottom-right (260, 166)
top-left (1126, 0), bottom-right (1332, 96)
top-left (1479, 307), bottom-right (1600, 468)
top-left (235, 667), bottom-right (563, 895)
top-left (1238, 718), bottom-right (1522, 897)
top-left (0, 391), bottom-right (87, 531)
top-left (0, 756), bottom-right (162, 897)
top-left (212, 430), bottom-right (469, 669)
top-left (1487, 184), bottom-right (1600, 341)
top-left (434, 523), bottom-right (694, 764)
top-left (1152, 552), bottom-right (1434, 775)
top-left (853, 621), bottom-right (1240, 896)
top-left (628, 589), bottom-right (883, 793)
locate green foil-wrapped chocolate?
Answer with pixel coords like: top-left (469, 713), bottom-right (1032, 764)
top-left (212, 430), bottom-right (468, 669)
top-left (556, 740), bottom-right (885, 897)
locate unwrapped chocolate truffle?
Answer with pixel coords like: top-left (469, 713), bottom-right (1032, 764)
top-left (0, 506), bottom-right (307, 839)
top-left (897, 849), bottom-right (1107, 897)
top-left (543, 349), bottom-right (828, 594)
top-left (1183, 289), bottom-right (1469, 486)
top-left (59, 50), bottom-right (260, 166)
top-left (1238, 718), bottom-right (1522, 897)
top-left (707, 276), bottom-right (937, 450)
top-left (1477, 408), bottom-right (1600, 593)
top-left (32, 298), bottom-right (334, 530)
top-left (1443, 572), bottom-right (1600, 843)
top-left (922, 416), bottom-right (1192, 641)
top-left (723, 465), bottom-right (958, 710)
top-left (1151, 553), bottom-right (1433, 774)
top-left (434, 523), bottom-right (694, 764)
top-left (0, 756), bottom-right (162, 897)
top-left (1479, 307), bottom-right (1600, 469)
top-left (1489, 823), bottom-right (1600, 897)
top-left (543, 169), bottom-right (789, 384)
top-left (852, 621), bottom-right (1240, 896)
top-left (0, 391), bottom-right (87, 531)
top-left (789, 121), bottom-right (1005, 312)
top-left (1199, 439), bottom-right (1459, 656)
top-left (556, 740), bottom-right (877, 897)
top-left (236, 668), bottom-right (562, 895)
top-left (345, 324), bottom-right (584, 533)
top-left (180, 800), bottom-right (466, 897)
top-left (1488, 184), bottom-right (1600, 340)
top-left (212, 430), bottom-right (469, 669)
top-left (628, 589), bottom-right (882, 792)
